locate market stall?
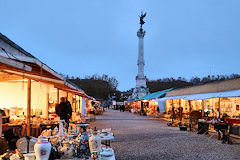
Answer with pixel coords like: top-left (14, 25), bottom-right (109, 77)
top-left (1, 120), bottom-right (116, 159)
top-left (0, 33), bottom-right (92, 156)
top-left (128, 88), bottom-right (173, 116)
top-left (158, 89), bottom-right (240, 119)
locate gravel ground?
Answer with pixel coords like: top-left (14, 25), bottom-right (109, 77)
top-left (89, 110), bottom-right (240, 160)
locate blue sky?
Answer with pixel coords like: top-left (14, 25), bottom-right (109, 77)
top-left (1, 0), bottom-right (240, 91)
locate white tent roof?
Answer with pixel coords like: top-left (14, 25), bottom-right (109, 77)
top-left (1, 48), bottom-right (86, 96)
top-left (158, 89), bottom-right (240, 101)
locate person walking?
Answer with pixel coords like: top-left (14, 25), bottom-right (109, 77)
top-left (65, 97), bottom-right (72, 125)
top-left (178, 106), bottom-right (183, 121)
top-left (56, 97), bottom-right (72, 129)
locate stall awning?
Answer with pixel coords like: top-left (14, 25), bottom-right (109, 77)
top-left (158, 89), bottom-right (240, 101)
top-left (138, 88), bottom-right (174, 101)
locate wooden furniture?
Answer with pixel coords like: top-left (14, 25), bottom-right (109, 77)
top-left (189, 111), bottom-right (202, 131)
top-left (229, 125), bottom-right (240, 143)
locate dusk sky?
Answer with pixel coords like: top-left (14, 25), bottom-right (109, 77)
top-left (0, 0), bottom-right (240, 91)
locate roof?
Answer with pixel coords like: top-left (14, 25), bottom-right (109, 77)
top-left (158, 89), bottom-right (240, 101)
top-left (139, 88), bottom-right (174, 100)
top-left (129, 88), bottom-right (174, 102)
top-left (0, 33), bottom-right (35, 58)
top-left (166, 78), bottom-right (240, 97)
top-left (0, 33), bottom-right (89, 98)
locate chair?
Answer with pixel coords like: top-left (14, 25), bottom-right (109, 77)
top-left (3, 128), bottom-right (19, 150)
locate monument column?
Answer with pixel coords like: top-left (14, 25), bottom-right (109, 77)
top-left (131, 12), bottom-right (149, 99)
top-left (136, 29), bottom-right (146, 88)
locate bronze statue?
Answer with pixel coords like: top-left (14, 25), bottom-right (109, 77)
top-left (139, 12), bottom-right (147, 29)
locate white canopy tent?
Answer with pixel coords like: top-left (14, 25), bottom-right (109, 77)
top-left (158, 89), bottom-right (240, 101)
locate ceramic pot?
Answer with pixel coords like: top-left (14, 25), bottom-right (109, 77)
top-left (59, 141), bottom-right (74, 158)
top-left (23, 153), bottom-right (35, 160)
top-left (59, 120), bottom-right (65, 140)
top-left (89, 130), bottom-right (101, 154)
top-left (34, 136), bottom-right (51, 160)
top-left (9, 154), bottom-right (20, 160)
top-left (75, 130), bottom-right (90, 158)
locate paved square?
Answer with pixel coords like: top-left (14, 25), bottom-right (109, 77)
top-left (89, 110), bottom-right (240, 160)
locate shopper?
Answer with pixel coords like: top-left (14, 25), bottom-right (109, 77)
top-left (65, 97), bottom-right (73, 124)
top-left (178, 106), bottom-right (183, 121)
top-left (56, 97), bottom-right (72, 128)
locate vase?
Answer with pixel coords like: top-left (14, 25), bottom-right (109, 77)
top-left (59, 141), bottom-right (74, 158)
top-left (59, 120), bottom-right (65, 140)
top-left (34, 136), bottom-right (51, 160)
top-left (75, 125), bottom-right (90, 158)
top-left (23, 153), bottom-right (35, 160)
top-left (89, 129), bottom-right (101, 154)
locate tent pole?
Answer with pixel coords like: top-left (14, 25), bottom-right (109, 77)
top-left (75, 95), bottom-right (77, 112)
top-left (86, 98), bottom-right (89, 115)
top-left (189, 100), bottom-right (192, 131)
top-left (202, 100), bottom-right (205, 117)
top-left (57, 88), bottom-right (59, 104)
top-left (80, 97), bottom-right (83, 116)
top-left (46, 93), bottom-right (49, 120)
top-left (27, 78), bottom-right (31, 136)
top-left (219, 98), bottom-right (221, 118)
top-left (78, 96), bottom-right (81, 114)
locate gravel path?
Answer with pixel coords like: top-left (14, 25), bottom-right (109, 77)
top-left (89, 110), bottom-right (240, 160)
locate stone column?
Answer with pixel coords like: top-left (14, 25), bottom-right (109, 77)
top-left (136, 29), bottom-right (147, 88)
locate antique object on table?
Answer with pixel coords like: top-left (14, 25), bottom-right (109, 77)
top-left (91, 151), bottom-right (98, 160)
top-left (34, 136), bottom-right (51, 160)
top-left (16, 137), bottom-right (37, 153)
top-left (59, 120), bottom-right (65, 140)
top-left (75, 124), bottom-right (90, 158)
top-left (100, 148), bottom-right (114, 158)
top-left (52, 127), bottom-right (58, 136)
top-left (23, 153), bottom-right (35, 160)
top-left (89, 127), bottom-right (101, 154)
top-left (9, 153), bottom-right (20, 160)
top-left (58, 141), bottom-right (74, 158)
top-left (41, 129), bottom-right (52, 137)
top-left (101, 128), bottom-right (111, 136)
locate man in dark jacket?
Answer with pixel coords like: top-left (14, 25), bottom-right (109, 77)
top-left (65, 97), bottom-right (72, 122)
top-left (56, 97), bottom-right (72, 128)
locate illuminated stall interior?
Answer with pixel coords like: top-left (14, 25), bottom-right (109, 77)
top-left (128, 88), bottom-right (174, 115)
top-left (0, 71), bottom-right (88, 123)
top-left (162, 96), bottom-right (240, 119)
top-left (147, 100), bottom-right (158, 115)
top-left (0, 72), bottom-right (51, 122)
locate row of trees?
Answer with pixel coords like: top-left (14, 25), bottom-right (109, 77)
top-left (147, 74), bottom-right (240, 93)
top-left (67, 74), bottom-right (121, 101)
